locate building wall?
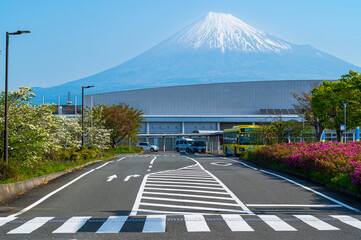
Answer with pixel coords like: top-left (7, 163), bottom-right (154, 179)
top-left (85, 80), bottom-right (323, 151)
top-left (85, 80), bottom-right (322, 116)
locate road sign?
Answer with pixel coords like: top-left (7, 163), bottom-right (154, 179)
top-left (340, 124), bottom-right (345, 131)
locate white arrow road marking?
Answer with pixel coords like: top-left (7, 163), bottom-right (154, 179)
top-left (107, 175), bottom-right (118, 182)
top-left (124, 174), bottom-right (140, 182)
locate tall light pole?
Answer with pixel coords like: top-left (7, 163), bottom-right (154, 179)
top-left (342, 101), bottom-right (348, 143)
top-left (4, 30), bottom-right (30, 164)
top-left (82, 86), bottom-right (94, 145)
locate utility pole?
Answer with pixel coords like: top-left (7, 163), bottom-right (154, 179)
top-left (4, 30), bottom-right (30, 164)
top-left (82, 86), bottom-right (94, 145)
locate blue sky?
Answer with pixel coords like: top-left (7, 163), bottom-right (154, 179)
top-left (1, 0), bottom-right (361, 91)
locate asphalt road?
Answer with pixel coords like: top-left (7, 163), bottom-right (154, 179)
top-left (1, 152), bottom-right (361, 240)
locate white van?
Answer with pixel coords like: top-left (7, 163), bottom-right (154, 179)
top-left (174, 138), bottom-right (194, 152)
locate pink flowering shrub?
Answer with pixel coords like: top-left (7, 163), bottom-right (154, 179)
top-left (251, 142), bottom-right (361, 187)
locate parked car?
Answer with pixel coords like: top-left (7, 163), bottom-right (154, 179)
top-left (174, 138), bottom-right (194, 152)
top-left (191, 141), bottom-right (206, 153)
top-left (136, 142), bottom-right (159, 152)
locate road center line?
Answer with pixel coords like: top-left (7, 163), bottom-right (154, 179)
top-left (117, 157), bottom-right (126, 162)
top-left (95, 161), bottom-right (113, 170)
top-left (150, 157), bottom-right (156, 165)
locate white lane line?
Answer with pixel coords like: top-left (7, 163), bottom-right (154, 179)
top-left (150, 157), bottom-right (157, 165)
top-left (0, 217), bottom-right (16, 227)
top-left (246, 204), bottom-right (342, 208)
top-left (147, 169), bottom-right (151, 171)
top-left (179, 164), bottom-right (198, 169)
top-left (145, 184), bottom-right (224, 190)
top-left (139, 202), bottom-right (249, 213)
top-left (117, 157), bottom-right (126, 162)
top-left (142, 191), bottom-right (234, 200)
top-left (8, 169), bottom-right (96, 218)
top-left (7, 217), bottom-right (54, 234)
top-left (142, 215), bottom-right (166, 232)
top-left (148, 177), bottom-right (217, 183)
top-left (184, 215), bottom-right (210, 232)
top-left (141, 196), bottom-right (239, 206)
top-left (222, 214), bottom-right (254, 232)
top-left (294, 215), bottom-right (339, 231)
top-left (186, 157), bottom-right (254, 215)
top-left (96, 216), bottom-right (128, 233)
top-left (260, 169), bottom-right (361, 213)
top-left (136, 209), bottom-right (217, 215)
top-left (130, 173), bottom-right (150, 216)
top-left (221, 157), bottom-right (258, 170)
top-left (147, 180), bottom-right (220, 186)
top-left (144, 187), bottom-right (229, 195)
top-left (95, 161), bottom-right (113, 170)
top-left (153, 173), bottom-right (212, 177)
top-left (258, 215), bottom-right (297, 231)
top-left (149, 176), bottom-right (215, 180)
top-left (331, 215), bottom-right (361, 230)
top-left (53, 216), bottom-right (91, 233)
top-left (149, 166), bottom-right (152, 168)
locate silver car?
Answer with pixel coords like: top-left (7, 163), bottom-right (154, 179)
top-left (136, 142), bottom-right (159, 152)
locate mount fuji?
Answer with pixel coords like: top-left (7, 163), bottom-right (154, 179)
top-left (33, 12), bottom-right (360, 104)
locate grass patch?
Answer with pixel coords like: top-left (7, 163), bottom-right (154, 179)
top-left (108, 145), bottom-right (143, 154)
top-left (0, 147), bottom-right (116, 184)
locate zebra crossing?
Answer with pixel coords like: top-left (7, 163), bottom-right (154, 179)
top-left (131, 162), bottom-right (253, 215)
top-left (1, 214), bottom-right (361, 234)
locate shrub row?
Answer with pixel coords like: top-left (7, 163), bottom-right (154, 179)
top-left (242, 142), bottom-right (361, 194)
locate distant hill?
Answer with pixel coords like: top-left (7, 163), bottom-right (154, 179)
top-left (33, 12), bottom-right (360, 104)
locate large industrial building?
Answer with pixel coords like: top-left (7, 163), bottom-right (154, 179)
top-left (84, 80), bottom-right (355, 152)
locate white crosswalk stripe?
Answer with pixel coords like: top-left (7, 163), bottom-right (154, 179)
top-left (222, 214), bottom-right (254, 232)
top-left (294, 215), bottom-right (340, 231)
top-left (331, 215), bottom-right (361, 230)
top-left (7, 217), bottom-right (54, 234)
top-left (96, 216), bottom-right (128, 233)
top-left (52, 216), bottom-right (91, 233)
top-left (1, 214), bottom-right (361, 234)
top-left (258, 215), bottom-right (297, 231)
top-left (184, 214), bottom-right (210, 232)
top-left (142, 215), bottom-right (166, 232)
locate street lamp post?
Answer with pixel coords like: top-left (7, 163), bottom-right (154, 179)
top-left (342, 101), bottom-right (348, 143)
top-left (82, 86), bottom-right (94, 146)
top-left (4, 30), bottom-right (30, 165)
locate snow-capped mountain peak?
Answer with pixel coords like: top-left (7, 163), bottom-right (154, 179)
top-left (170, 12), bottom-right (292, 53)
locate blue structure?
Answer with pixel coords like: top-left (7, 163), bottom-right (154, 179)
top-left (356, 127), bottom-right (360, 142)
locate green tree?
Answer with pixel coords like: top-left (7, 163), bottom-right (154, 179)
top-left (0, 87), bottom-right (56, 164)
top-left (83, 105), bottom-right (112, 149)
top-left (292, 89), bottom-right (324, 142)
top-left (311, 71), bottom-right (361, 142)
top-left (102, 103), bottom-right (144, 148)
top-left (259, 119), bottom-right (307, 144)
top-left (49, 116), bottom-right (82, 151)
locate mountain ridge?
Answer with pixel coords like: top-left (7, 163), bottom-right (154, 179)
top-left (32, 12), bottom-right (360, 104)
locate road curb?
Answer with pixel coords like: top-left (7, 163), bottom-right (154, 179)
top-left (0, 160), bottom-right (101, 203)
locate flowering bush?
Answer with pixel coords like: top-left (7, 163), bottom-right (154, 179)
top-left (250, 142), bottom-right (361, 187)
